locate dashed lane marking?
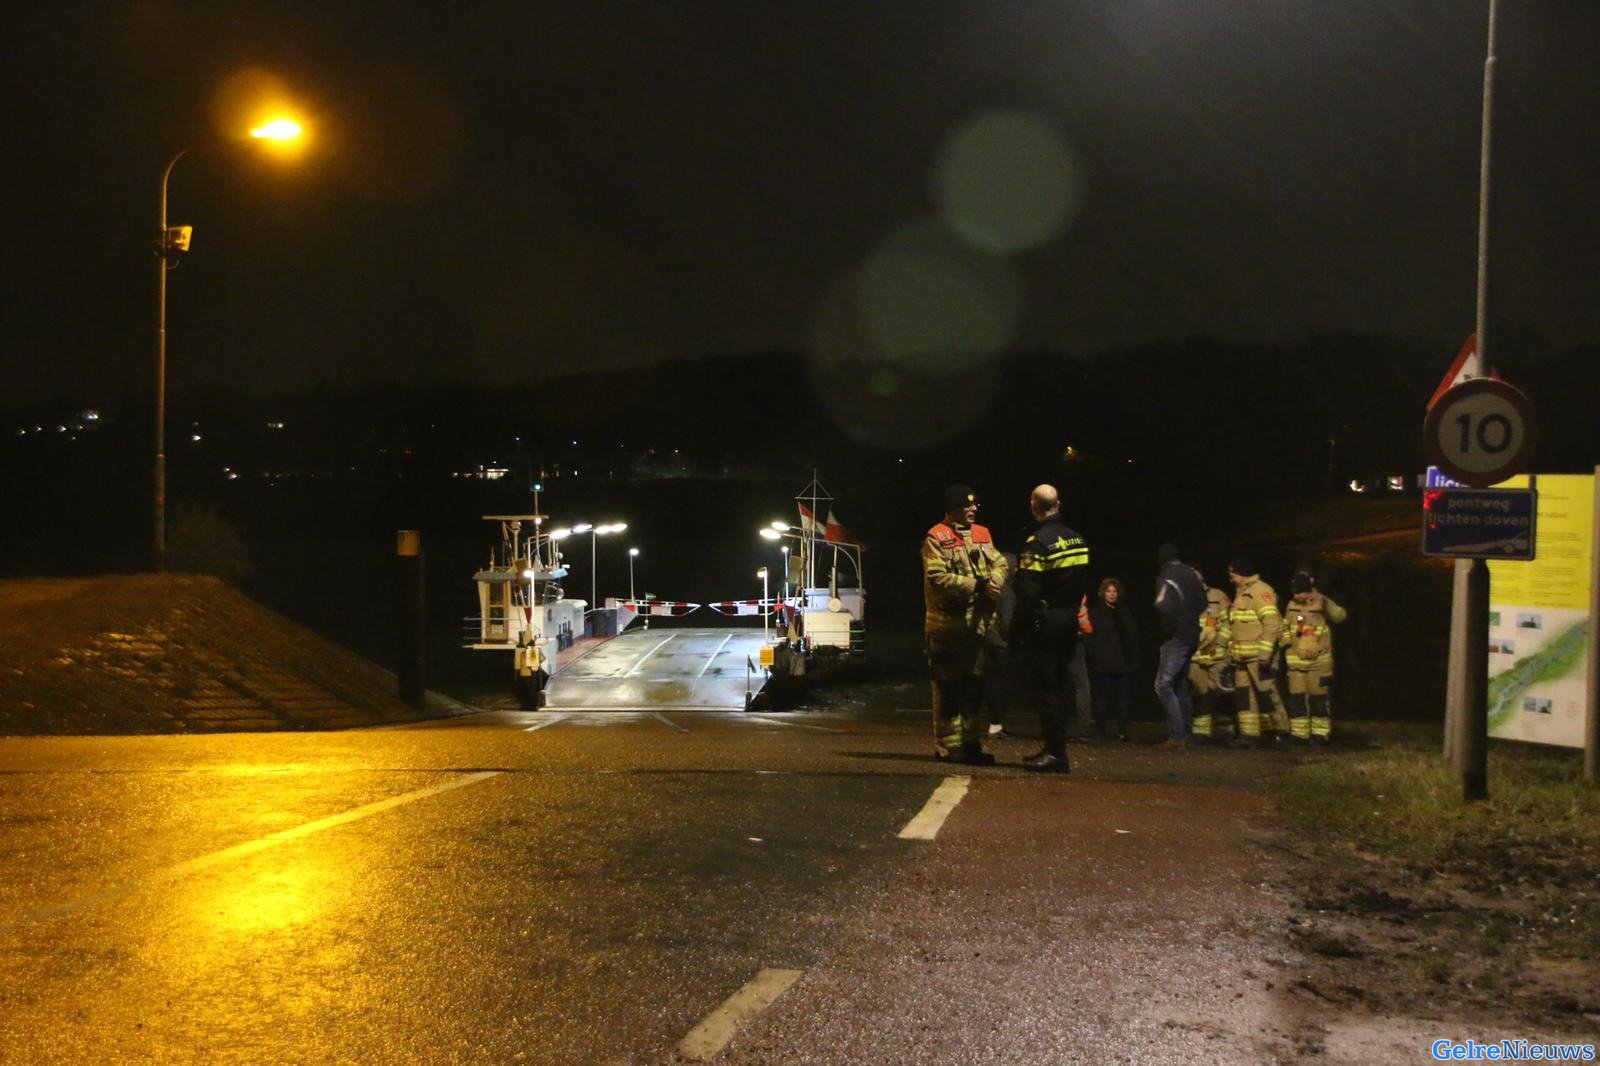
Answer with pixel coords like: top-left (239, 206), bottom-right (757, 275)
top-left (678, 967), bottom-right (804, 1062)
top-left (745, 715), bottom-right (843, 733)
top-left (651, 713), bottom-right (689, 734)
top-left (0, 771), bottom-right (503, 931)
top-left (897, 775), bottom-right (970, 840)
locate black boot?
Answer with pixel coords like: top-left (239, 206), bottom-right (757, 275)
top-left (959, 741), bottom-right (996, 766)
top-left (1022, 750), bottom-right (1070, 773)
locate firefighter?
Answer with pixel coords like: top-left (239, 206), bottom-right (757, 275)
top-left (1281, 570), bottom-right (1347, 743)
top-left (1009, 483), bottom-right (1093, 773)
top-left (1189, 574), bottom-right (1235, 742)
top-left (923, 484), bottom-right (1008, 764)
top-left (1226, 557), bottom-right (1290, 745)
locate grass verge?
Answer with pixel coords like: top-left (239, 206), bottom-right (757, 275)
top-left (1278, 720), bottom-right (1600, 961)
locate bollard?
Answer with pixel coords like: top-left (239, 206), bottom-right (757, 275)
top-left (397, 530), bottom-right (426, 710)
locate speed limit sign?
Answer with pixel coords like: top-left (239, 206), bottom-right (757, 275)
top-left (1422, 378), bottom-right (1538, 487)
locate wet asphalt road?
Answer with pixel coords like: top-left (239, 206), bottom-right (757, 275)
top-left (0, 706), bottom-right (1311, 1064)
top-left (541, 628), bottom-right (773, 711)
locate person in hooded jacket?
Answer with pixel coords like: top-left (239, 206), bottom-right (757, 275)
top-left (1084, 577), bottom-right (1139, 741)
top-left (1153, 542), bottom-right (1208, 746)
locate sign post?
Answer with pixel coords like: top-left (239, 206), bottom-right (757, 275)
top-left (1423, 376), bottom-right (1539, 802)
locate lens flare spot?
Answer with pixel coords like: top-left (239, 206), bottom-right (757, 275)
top-left (934, 110), bottom-right (1082, 253)
top-left (857, 221), bottom-right (1021, 373)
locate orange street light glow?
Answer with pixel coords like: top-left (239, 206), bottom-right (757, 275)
top-left (250, 119), bottom-right (303, 140)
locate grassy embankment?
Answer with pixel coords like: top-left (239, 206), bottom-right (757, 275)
top-left (1279, 723), bottom-right (1600, 963)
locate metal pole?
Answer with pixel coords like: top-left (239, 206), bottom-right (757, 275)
top-left (1445, 559), bottom-right (1470, 764)
top-left (1460, 0), bottom-right (1498, 801)
top-left (629, 550), bottom-right (636, 602)
top-left (154, 149), bottom-right (186, 571)
top-left (589, 530), bottom-right (597, 613)
top-left (1585, 466), bottom-right (1599, 781)
top-left (397, 530), bottom-right (426, 709)
top-left (1461, 558), bottom-right (1489, 801)
top-left (1475, 0), bottom-right (1498, 380)
top-left (761, 569), bottom-right (770, 644)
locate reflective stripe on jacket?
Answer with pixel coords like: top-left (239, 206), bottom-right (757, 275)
top-left (1281, 593), bottom-right (1346, 668)
top-left (1227, 577), bottom-right (1281, 662)
top-left (1193, 586), bottom-right (1233, 664)
top-left (923, 521), bottom-right (1008, 637)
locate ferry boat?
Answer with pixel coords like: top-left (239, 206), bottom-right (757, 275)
top-left (464, 504), bottom-right (584, 708)
top-left (760, 477), bottom-right (866, 693)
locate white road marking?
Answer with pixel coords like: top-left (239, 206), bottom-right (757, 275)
top-left (897, 776), bottom-right (971, 841)
top-left (697, 632), bottom-right (735, 677)
top-left (678, 967), bottom-right (804, 1062)
top-left (625, 634), bottom-right (678, 676)
top-left (0, 770), bottom-right (503, 931)
top-left (523, 713), bottom-right (570, 732)
top-left (745, 715), bottom-right (842, 733)
top-left (651, 712), bottom-right (689, 734)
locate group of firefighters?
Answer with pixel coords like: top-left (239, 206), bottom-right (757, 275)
top-left (922, 482), bottom-right (1347, 769)
top-left (1188, 556), bottom-right (1347, 746)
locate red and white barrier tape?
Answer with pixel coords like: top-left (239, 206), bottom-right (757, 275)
top-left (606, 597), bottom-right (701, 618)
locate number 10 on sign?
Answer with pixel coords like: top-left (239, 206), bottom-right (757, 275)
top-left (1423, 378), bottom-right (1538, 488)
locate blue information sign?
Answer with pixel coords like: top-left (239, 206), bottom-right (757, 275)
top-left (1421, 488), bottom-right (1537, 559)
top-left (1424, 465), bottom-right (1465, 489)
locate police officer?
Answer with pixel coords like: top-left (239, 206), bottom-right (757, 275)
top-left (1189, 573), bottom-right (1235, 742)
top-left (1226, 557), bottom-right (1290, 745)
top-left (1009, 484), bottom-right (1092, 773)
top-left (1281, 570), bottom-right (1347, 743)
top-left (923, 484), bottom-right (1008, 764)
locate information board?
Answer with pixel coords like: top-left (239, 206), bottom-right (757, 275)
top-left (1485, 473), bottom-right (1595, 748)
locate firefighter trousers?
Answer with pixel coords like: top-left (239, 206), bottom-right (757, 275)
top-left (1232, 660), bottom-right (1290, 738)
top-left (1287, 662), bottom-right (1333, 740)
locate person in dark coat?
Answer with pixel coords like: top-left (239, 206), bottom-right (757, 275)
top-left (1153, 542), bottom-right (1208, 746)
top-left (1084, 577), bottom-right (1139, 741)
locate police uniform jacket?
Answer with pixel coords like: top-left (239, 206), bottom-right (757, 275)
top-left (1009, 515), bottom-right (1092, 648)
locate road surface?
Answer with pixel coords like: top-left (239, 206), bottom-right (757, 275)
top-left (0, 700), bottom-right (1342, 1063)
top-left (544, 627), bottom-right (770, 711)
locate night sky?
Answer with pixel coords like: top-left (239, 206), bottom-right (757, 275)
top-left (5, 2), bottom-right (1599, 408)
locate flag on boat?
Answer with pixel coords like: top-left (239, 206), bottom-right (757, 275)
top-left (797, 502), bottom-right (862, 546)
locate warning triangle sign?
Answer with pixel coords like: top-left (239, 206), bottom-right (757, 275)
top-left (1427, 335), bottom-right (1499, 411)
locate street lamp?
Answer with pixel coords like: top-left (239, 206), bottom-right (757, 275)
top-left (757, 566), bottom-right (770, 643)
top-left (780, 544), bottom-right (791, 607)
top-left (153, 114), bottom-right (304, 569)
top-left (628, 547), bottom-right (639, 602)
top-left (573, 521), bottom-right (627, 612)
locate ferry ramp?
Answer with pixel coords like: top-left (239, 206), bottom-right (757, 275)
top-left (543, 627), bottom-right (770, 711)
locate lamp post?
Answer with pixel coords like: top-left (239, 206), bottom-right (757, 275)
top-left (757, 566), bottom-right (770, 643)
top-left (153, 117), bottom-right (303, 570)
top-left (628, 547), bottom-right (639, 602)
top-left (572, 522), bottom-right (627, 612)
